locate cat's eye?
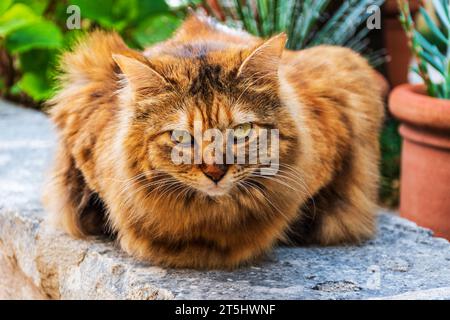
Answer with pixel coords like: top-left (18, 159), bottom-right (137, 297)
top-left (233, 123), bottom-right (252, 140)
top-left (171, 130), bottom-right (193, 146)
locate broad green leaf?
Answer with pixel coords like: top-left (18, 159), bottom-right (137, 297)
top-left (14, 0), bottom-right (49, 15)
top-left (70, 0), bottom-right (138, 30)
top-left (19, 49), bottom-right (57, 74)
top-left (69, 0), bottom-right (113, 17)
top-left (132, 14), bottom-right (181, 47)
top-left (0, 3), bottom-right (39, 37)
top-left (112, 0), bottom-right (139, 29)
top-left (10, 83), bottom-right (21, 95)
top-left (69, 0), bottom-right (116, 28)
top-left (5, 21), bottom-right (63, 53)
top-left (17, 72), bottom-right (53, 101)
top-left (135, 0), bottom-right (169, 18)
top-left (0, 0), bottom-right (13, 16)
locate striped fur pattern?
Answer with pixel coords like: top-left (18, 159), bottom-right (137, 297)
top-left (44, 15), bottom-right (384, 269)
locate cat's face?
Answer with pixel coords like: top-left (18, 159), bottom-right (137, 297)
top-left (115, 35), bottom-right (299, 198)
top-left (146, 94), bottom-right (284, 197)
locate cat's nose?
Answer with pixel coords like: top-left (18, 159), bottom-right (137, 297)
top-left (201, 163), bottom-right (228, 183)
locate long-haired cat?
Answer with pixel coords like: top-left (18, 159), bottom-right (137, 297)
top-left (44, 14), bottom-right (384, 269)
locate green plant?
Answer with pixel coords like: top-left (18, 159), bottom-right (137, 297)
top-left (398, 0), bottom-right (450, 98)
top-left (379, 118), bottom-right (401, 207)
top-left (0, 0), bottom-right (187, 105)
top-left (192, 0), bottom-right (385, 65)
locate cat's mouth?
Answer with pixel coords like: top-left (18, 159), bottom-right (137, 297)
top-left (158, 170), bottom-right (233, 198)
top-left (199, 183), bottom-right (230, 197)
top-left (195, 179), bottom-right (232, 197)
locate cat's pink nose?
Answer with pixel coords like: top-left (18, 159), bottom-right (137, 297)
top-left (201, 164), bottom-right (228, 182)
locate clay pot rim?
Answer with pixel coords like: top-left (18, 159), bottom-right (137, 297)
top-left (389, 83), bottom-right (450, 131)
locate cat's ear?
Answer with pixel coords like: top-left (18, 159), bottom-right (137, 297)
top-left (112, 54), bottom-right (166, 95)
top-left (237, 33), bottom-right (287, 82)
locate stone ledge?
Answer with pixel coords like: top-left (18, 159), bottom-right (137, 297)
top-left (1, 100), bottom-right (450, 300)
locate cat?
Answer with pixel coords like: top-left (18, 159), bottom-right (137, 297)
top-left (44, 14), bottom-right (384, 269)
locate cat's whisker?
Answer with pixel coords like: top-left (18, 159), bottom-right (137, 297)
top-left (236, 181), bottom-right (261, 210)
top-left (248, 173), bottom-right (300, 193)
top-left (116, 170), bottom-right (182, 197)
top-left (119, 177), bottom-right (178, 211)
top-left (241, 180), bottom-right (277, 210)
top-left (147, 185), bottom-right (182, 214)
top-left (118, 176), bottom-right (174, 200)
top-left (275, 164), bottom-right (317, 217)
top-left (145, 180), bottom-right (182, 207)
top-left (238, 163), bottom-right (317, 219)
top-left (121, 180), bottom-right (182, 226)
top-left (113, 171), bottom-right (164, 196)
top-left (240, 180), bottom-right (290, 222)
top-left (173, 185), bottom-right (189, 204)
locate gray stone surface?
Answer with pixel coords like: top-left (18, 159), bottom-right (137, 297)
top-left (0, 99), bottom-right (449, 300)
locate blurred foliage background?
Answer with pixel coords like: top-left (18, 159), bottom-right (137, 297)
top-left (0, 0), bottom-right (400, 207)
top-left (0, 0), bottom-right (187, 104)
top-left (190, 0), bottom-right (385, 64)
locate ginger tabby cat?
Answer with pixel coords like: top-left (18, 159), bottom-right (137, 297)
top-left (44, 15), bottom-right (384, 269)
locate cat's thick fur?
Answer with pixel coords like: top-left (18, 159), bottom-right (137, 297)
top-left (44, 15), bottom-right (384, 269)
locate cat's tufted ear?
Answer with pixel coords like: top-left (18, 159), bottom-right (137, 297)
top-left (112, 54), bottom-right (166, 96)
top-left (237, 33), bottom-right (287, 83)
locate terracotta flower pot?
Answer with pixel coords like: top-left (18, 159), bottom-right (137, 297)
top-left (382, 0), bottom-right (421, 87)
top-left (389, 84), bottom-right (450, 240)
